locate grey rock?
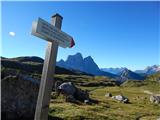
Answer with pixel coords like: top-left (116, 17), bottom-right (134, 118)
top-left (112, 95), bottom-right (129, 103)
top-left (57, 82), bottom-right (90, 103)
top-left (65, 95), bottom-right (77, 103)
top-left (150, 95), bottom-right (160, 104)
top-left (105, 93), bottom-right (112, 97)
top-left (58, 82), bottom-right (76, 96)
top-left (1, 74), bottom-right (39, 119)
top-left (74, 88), bottom-right (89, 102)
top-left (84, 99), bottom-right (91, 105)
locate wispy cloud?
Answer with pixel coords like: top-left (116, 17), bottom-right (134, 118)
top-left (9, 32), bottom-right (16, 36)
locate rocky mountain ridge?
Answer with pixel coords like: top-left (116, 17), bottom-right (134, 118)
top-left (57, 53), bottom-right (117, 78)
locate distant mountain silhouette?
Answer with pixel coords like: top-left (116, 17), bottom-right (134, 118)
top-left (119, 68), bottom-right (145, 80)
top-left (102, 67), bottom-right (146, 82)
top-left (113, 68), bottom-right (146, 84)
top-left (135, 65), bottom-right (160, 75)
top-left (101, 67), bottom-right (126, 75)
top-left (57, 52), bottom-right (117, 78)
top-left (101, 65), bottom-right (160, 80)
top-left (57, 52), bottom-right (147, 80)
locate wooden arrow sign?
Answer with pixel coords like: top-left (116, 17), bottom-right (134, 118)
top-left (31, 14), bottom-right (75, 120)
top-left (32, 18), bottom-right (75, 48)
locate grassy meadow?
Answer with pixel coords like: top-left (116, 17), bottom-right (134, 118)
top-left (1, 58), bottom-right (160, 120)
top-left (49, 74), bottom-right (160, 120)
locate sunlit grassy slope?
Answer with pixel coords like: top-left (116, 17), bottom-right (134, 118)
top-left (2, 57), bottom-right (159, 120)
top-left (49, 74), bottom-right (160, 120)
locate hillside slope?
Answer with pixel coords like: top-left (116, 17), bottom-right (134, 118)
top-left (1, 56), bottom-right (92, 76)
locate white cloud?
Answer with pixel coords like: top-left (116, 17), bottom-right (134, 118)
top-left (9, 32), bottom-right (16, 36)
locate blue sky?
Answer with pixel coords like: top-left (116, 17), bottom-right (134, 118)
top-left (2, 1), bottom-right (160, 70)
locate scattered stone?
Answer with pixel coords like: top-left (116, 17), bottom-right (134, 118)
top-left (84, 99), bottom-right (91, 105)
top-left (105, 93), bottom-right (112, 97)
top-left (122, 98), bottom-right (129, 103)
top-left (112, 95), bottom-right (129, 103)
top-left (157, 117), bottom-right (160, 120)
top-left (150, 95), bottom-right (160, 104)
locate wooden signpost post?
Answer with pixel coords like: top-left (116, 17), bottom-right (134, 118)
top-left (31, 13), bottom-right (75, 120)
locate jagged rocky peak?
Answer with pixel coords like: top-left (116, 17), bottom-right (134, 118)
top-left (145, 65), bottom-right (160, 70)
top-left (75, 52), bottom-right (83, 58)
top-left (57, 52), bottom-right (99, 75)
top-left (145, 65), bottom-right (160, 74)
top-left (120, 69), bottom-right (129, 77)
top-left (66, 53), bottom-right (84, 66)
top-left (58, 59), bottom-right (65, 63)
top-left (84, 56), bottom-right (99, 68)
top-left (84, 56), bottom-right (93, 60)
top-left (56, 52), bottom-right (117, 78)
top-left (84, 55), bottom-right (96, 62)
top-left (135, 65), bottom-right (160, 75)
top-left (122, 68), bottom-right (129, 73)
top-left (67, 52), bottom-right (83, 60)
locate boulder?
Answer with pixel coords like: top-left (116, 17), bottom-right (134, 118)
top-left (1, 74), bottom-right (39, 119)
top-left (56, 82), bottom-right (90, 103)
top-left (65, 95), bottom-right (77, 103)
top-left (112, 95), bottom-right (129, 103)
top-left (74, 88), bottom-right (89, 102)
top-left (150, 95), bottom-right (160, 104)
top-left (58, 82), bottom-right (76, 96)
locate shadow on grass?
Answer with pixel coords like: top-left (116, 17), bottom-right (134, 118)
top-left (90, 98), bottom-right (99, 104)
top-left (48, 115), bottom-right (63, 120)
top-left (1, 112), bottom-right (63, 120)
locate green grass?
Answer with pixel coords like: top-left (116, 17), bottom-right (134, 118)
top-left (49, 75), bottom-right (160, 120)
top-left (2, 66), bottom-right (160, 120)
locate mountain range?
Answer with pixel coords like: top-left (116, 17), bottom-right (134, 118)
top-left (134, 65), bottom-right (160, 75)
top-left (57, 52), bottom-right (159, 80)
top-left (1, 56), bottom-right (92, 77)
top-left (2, 52), bottom-right (159, 81)
top-left (101, 67), bottom-right (126, 75)
top-left (101, 65), bottom-right (160, 76)
top-left (57, 53), bottom-right (116, 78)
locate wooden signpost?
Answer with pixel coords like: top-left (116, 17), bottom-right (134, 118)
top-left (31, 13), bottom-right (75, 120)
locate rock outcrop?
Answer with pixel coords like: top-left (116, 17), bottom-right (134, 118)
top-left (1, 74), bottom-right (39, 120)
